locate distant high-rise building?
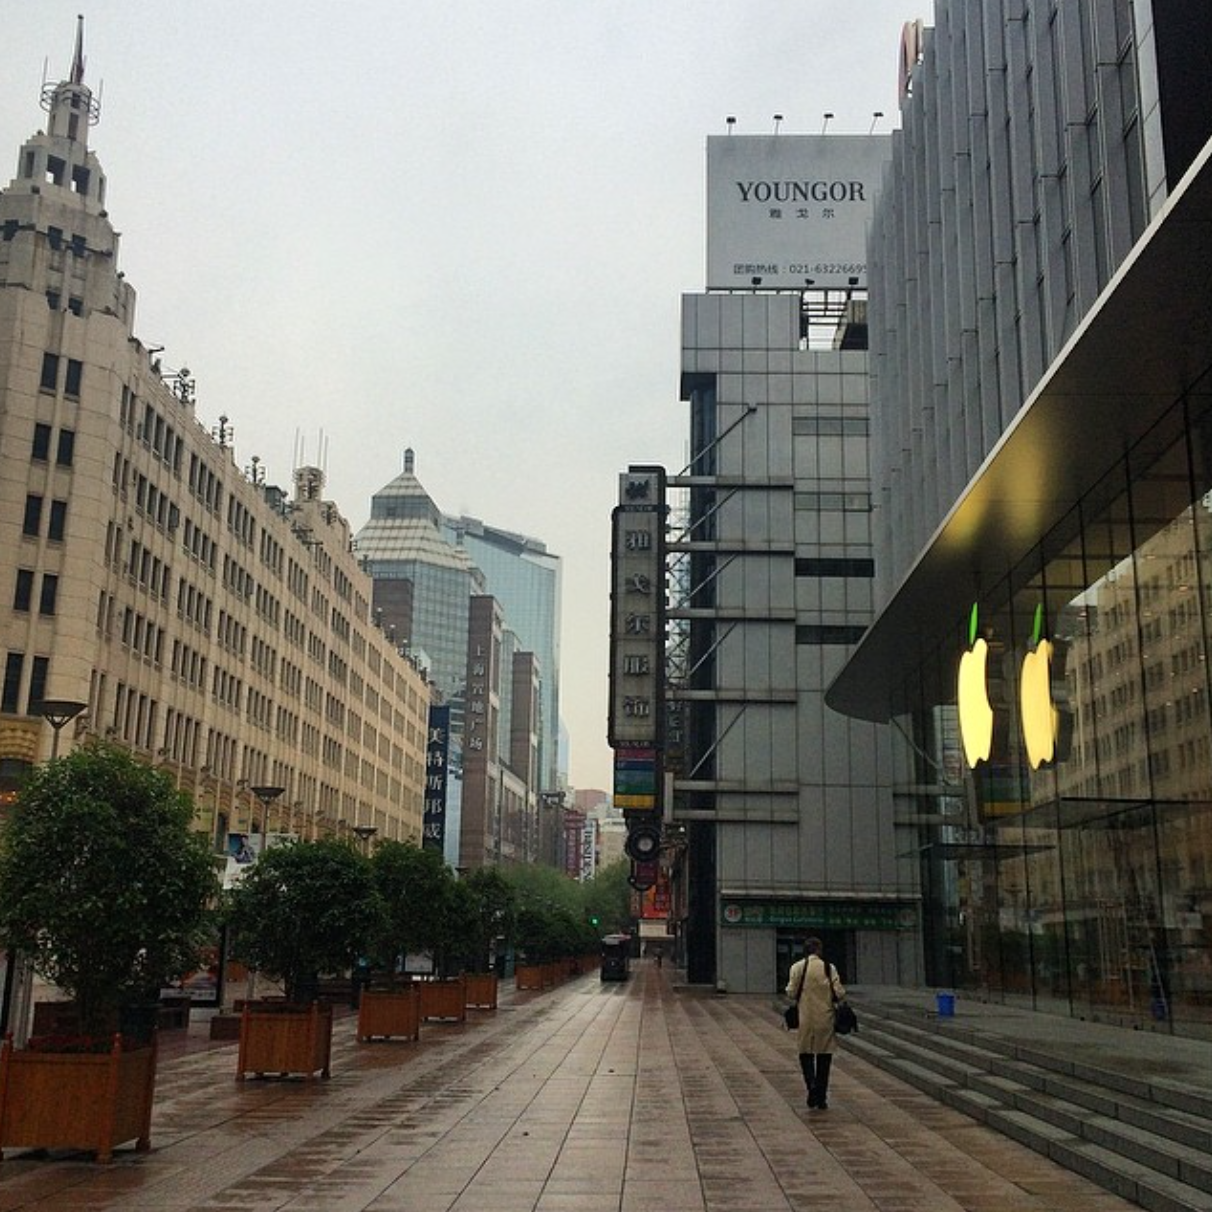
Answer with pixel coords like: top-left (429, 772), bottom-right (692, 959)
top-left (356, 450), bottom-right (485, 702)
top-left (443, 515), bottom-right (562, 794)
top-left (356, 452), bottom-right (553, 868)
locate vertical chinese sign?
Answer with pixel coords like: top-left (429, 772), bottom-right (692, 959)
top-left (423, 704), bottom-right (450, 853)
top-left (609, 466), bottom-right (666, 890)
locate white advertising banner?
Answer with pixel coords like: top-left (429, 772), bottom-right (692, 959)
top-left (706, 135), bottom-right (890, 291)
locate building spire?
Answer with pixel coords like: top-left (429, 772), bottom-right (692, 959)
top-left (70, 14), bottom-right (86, 86)
top-left (38, 14), bottom-right (101, 145)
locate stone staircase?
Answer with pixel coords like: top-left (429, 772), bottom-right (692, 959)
top-left (842, 1002), bottom-right (1212, 1212)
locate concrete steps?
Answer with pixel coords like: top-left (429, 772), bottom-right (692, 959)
top-left (844, 1005), bottom-right (1212, 1212)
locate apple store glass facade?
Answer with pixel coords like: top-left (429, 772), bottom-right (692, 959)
top-left (898, 390), bottom-right (1212, 1039)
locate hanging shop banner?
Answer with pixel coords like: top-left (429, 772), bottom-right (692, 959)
top-left (608, 467), bottom-right (666, 749)
top-left (423, 704), bottom-right (450, 852)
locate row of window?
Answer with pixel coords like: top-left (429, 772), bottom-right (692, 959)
top-left (794, 491), bottom-right (871, 512)
top-left (217, 609), bottom-right (248, 657)
top-left (22, 494), bottom-right (67, 541)
top-left (32, 422), bottom-right (74, 467)
top-left (187, 452), bottom-right (223, 515)
top-left (1, 652), bottom-right (48, 715)
top-left (40, 353), bottom-right (84, 398)
top-left (46, 290), bottom-right (84, 316)
top-left (81, 670), bottom-right (417, 811)
top-left (134, 470), bottom-right (180, 533)
top-left (126, 540), bottom-right (171, 600)
top-left (794, 557), bottom-right (874, 578)
top-left (121, 607), bottom-right (164, 664)
top-left (13, 570), bottom-right (57, 616)
top-left (1, 214), bottom-right (91, 251)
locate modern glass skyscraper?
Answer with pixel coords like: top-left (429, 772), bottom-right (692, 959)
top-left (828, 1), bottom-right (1212, 1037)
top-left (356, 452), bottom-right (558, 869)
top-left (355, 451), bottom-right (485, 703)
top-left (442, 515), bottom-right (562, 792)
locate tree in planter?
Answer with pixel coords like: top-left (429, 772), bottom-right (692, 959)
top-left (505, 863), bottom-right (595, 964)
top-left (462, 866), bottom-right (516, 973)
top-left (367, 841), bottom-right (453, 981)
top-left (226, 839), bottom-right (378, 1002)
top-left (438, 878), bottom-right (480, 977)
top-left (0, 743), bottom-right (218, 1039)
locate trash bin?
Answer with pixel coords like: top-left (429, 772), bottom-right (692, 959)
top-left (935, 991), bottom-right (956, 1018)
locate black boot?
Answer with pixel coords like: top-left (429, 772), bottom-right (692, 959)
top-left (799, 1053), bottom-right (817, 1107)
top-left (814, 1053), bottom-right (833, 1109)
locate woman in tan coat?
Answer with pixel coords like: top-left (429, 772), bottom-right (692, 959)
top-left (785, 937), bottom-right (845, 1109)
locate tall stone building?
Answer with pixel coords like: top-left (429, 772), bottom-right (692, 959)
top-left (0, 28), bottom-right (430, 843)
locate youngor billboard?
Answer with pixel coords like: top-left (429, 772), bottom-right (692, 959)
top-left (706, 135), bottom-right (891, 292)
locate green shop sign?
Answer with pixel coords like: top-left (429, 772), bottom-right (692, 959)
top-left (720, 900), bottom-right (917, 931)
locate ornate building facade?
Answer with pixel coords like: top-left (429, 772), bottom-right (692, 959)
top-left (0, 28), bottom-right (430, 844)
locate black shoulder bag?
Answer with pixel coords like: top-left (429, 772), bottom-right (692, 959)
top-left (826, 964), bottom-right (858, 1035)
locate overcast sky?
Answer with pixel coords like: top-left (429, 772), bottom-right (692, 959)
top-left (1, 1), bottom-right (916, 792)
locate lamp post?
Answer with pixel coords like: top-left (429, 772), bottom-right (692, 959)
top-left (352, 824), bottom-right (378, 854)
top-left (250, 785), bottom-right (285, 860)
top-left (244, 786), bottom-right (284, 1003)
top-left (34, 699), bottom-right (88, 760)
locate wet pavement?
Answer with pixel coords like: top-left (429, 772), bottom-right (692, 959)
top-left (0, 963), bottom-right (1145, 1211)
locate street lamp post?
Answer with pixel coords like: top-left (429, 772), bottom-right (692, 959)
top-left (244, 786), bottom-right (284, 1002)
top-left (352, 824), bottom-right (378, 854)
top-left (250, 785), bottom-right (285, 861)
top-left (35, 699), bottom-right (88, 760)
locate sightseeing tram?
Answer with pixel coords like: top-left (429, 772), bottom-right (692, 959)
top-left (600, 933), bottom-right (632, 982)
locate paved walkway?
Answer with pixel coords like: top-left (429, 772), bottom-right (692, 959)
top-left (0, 964), bottom-right (1141, 1211)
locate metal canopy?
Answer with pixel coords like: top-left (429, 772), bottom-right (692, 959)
top-left (827, 136), bottom-right (1212, 723)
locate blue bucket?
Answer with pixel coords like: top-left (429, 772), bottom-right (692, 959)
top-left (935, 991), bottom-right (956, 1018)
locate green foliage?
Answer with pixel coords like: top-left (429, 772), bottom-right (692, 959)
top-left (440, 879), bottom-right (480, 976)
top-left (461, 866), bottom-right (516, 972)
top-left (367, 841), bottom-right (452, 975)
top-left (226, 838), bottom-right (377, 1002)
top-left (501, 863), bottom-right (615, 963)
top-left (0, 743), bottom-right (219, 1036)
top-left (583, 859), bottom-right (633, 935)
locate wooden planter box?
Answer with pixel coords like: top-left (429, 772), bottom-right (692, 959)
top-left (541, 963), bottom-right (557, 988)
top-left (0, 1035), bottom-right (156, 1164)
top-left (31, 1001), bottom-right (78, 1036)
top-left (464, 972), bottom-right (499, 1010)
top-left (418, 977), bottom-right (467, 1022)
top-left (515, 964), bottom-right (545, 991)
top-left (236, 1001), bottom-right (332, 1080)
top-left (357, 987), bottom-right (420, 1041)
top-left (209, 1014), bottom-right (241, 1041)
top-left (157, 995), bottom-right (192, 1031)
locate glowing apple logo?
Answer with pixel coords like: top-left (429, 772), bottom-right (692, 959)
top-left (1020, 604), bottom-right (1057, 769)
top-left (957, 603), bottom-right (994, 767)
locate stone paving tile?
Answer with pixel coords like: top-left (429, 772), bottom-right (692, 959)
top-left (0, 968), bottom-right (1153, 1212)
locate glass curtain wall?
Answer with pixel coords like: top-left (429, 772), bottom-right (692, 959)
top-left (902, 388), bottom-right (1212, 1039)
